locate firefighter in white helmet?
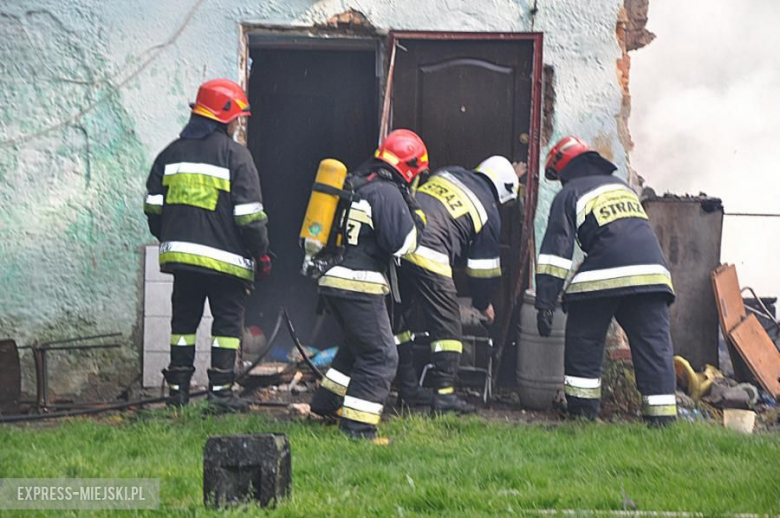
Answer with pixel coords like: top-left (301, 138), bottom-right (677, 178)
top-left (392, 155), bottom-right (524, 414)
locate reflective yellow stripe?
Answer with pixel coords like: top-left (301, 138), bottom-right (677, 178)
top-left (564, 385), bottom-right (601, 399)
top-left (466, 266), bottom-right (502, 278)
top-left (318, 276), bottom-right (389, 295)
top-left (403, 253), bottom-right (453, 277)
top-left (537, 264), bottom-right (569, 279)
top-left (212, 336), bottom-right (240, 350)
top-left (342, 396), bottom-right (383, 425)
top-left (394, 331), bottom-right (413, 345)
top-left (170, 334), bottom-right (196, 346)
top-left (321, 377), bottom-right (348, 397)
top-left (643, 404), bottom-right (677, 417)
top-left (566, 273), bottom-right (673, 294)
top-left (418, 175), bottom-right (486, 232)
top-left (160, 251), bottom-right (254, 280)
top-left (375, 149), bottom-right (400, 165)
top-left (437, 387), bottom-right (454, 395)
top-left (431, 340), bottom-right (463, 353)
top-left (341, 407), bottom-right (382, 425)
top-left (235, 210), bottom-right (267, 226)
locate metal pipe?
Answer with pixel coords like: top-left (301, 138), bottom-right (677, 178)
top-left (40, 333), bottom-right (122, 347)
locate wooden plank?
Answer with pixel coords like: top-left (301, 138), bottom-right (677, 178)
top-left (711, 264), bottom-right (746, 336)
top-left (728, 314), bottom-right (780, 399)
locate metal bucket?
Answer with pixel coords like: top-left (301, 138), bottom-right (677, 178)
top-left (516, 290), bottom-right (566, 410)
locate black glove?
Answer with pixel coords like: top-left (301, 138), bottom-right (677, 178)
top-left (536, 309), bottom-right (554, 337)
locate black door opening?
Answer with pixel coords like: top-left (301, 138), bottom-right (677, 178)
top-left (246, 41), bottom-right (379, 355)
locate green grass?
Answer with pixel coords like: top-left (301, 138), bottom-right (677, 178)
top-left (0, 407), bottom-right (778, 516)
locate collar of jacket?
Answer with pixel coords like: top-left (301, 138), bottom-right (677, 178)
top-left (560, 152), bottom-right (617, 185)
top-left (179, 114), bottom-right (229, 139)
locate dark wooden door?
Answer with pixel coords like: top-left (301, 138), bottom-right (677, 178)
top-left (247, 47), bottom-right (378, 352)
top-left (391, 37), bottom-right (534, 330)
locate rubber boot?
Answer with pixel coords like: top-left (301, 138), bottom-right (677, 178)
top-left (432, 390), bottom-right (476, 415)
top-left (340, 417), bottom-right (389, 444)
top-left (565, 396), bottom-right (599, 421)
top-left (644, 415), bottom-right (676, 428)
top-left (206, 367), bottom-right (250, 414)
top-left (395, 343), bottom-right (433, 408)
top-left (162, 366), bottom-right (195, 408)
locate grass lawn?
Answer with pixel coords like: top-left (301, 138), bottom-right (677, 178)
top-left (0, 407), bottom-right (778, 516)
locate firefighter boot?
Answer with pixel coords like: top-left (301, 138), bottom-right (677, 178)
top-left (206, 368), bottom-right (250, 414)
top-left (395, 343), bottom-right (433, 408)
top-left (432, 390), bottom-right (477, 415)
top-left (162, 366), bottom-right (195, 408)
top-left (430, 352), bottom-right (476, 415)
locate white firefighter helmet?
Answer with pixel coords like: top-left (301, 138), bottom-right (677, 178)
top-left (475, 155), bottom-right (519, 204)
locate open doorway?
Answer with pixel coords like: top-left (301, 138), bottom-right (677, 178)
top-left (245, 35), bottom-right (381, 354)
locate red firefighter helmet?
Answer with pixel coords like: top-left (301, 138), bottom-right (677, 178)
top-left (544, 136), bottom-right (593, 181)
top-left (190, 79), bottom-right (251, 124)
top-left (375, 129), bottom-right (429, 183)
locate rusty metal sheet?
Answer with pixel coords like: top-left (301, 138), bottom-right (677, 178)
top-left (711, 264), bottom-right (746, 336)
top-left (729, 314), bottom-right (780, 399)
top-left (0, 339), bottom-right (21, 414)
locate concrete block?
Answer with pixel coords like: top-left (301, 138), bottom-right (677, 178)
top-left (142, 351), bottom-right (169, 388)
top-left (203, 434), bottom-right (291, 509)
top-left (145, 245), bottom-right (171, 283)
top-left (143, 316), bottom-right (170, 353)
top-left (144, 281), bottom-right (173, 317)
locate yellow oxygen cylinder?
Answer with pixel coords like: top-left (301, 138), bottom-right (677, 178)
top-left (300, 159), bottom-right (348, 267)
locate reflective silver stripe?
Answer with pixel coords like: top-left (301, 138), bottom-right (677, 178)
top-left (164, 162), bottom-right (230, 181)
top-left (233, 202), bottom-right (264, 216)
top-left (565, 376), bottom-right (601, 389)
top-left (159, 241), bottom-right (253, 271)
top-left (326, 369), bottom-right (350, 388)
top-left (538, 254), bottom-right (572, 270)
top-left (145, 194), bottom-right (164, 206)
top-left (439, 171), bottom-right (488, 226)
top-left (643, 394), bottom-right (676, 406)
top-left (570, 264), bottom-right (671, 285)
top-left (395, 226), bottom-right (418, 257)
top-left (343, 395), bottom-right (383, 415)
top-left (467, 257), bottom-right (501, 270)
top-left (412, 246), bottom-right (450, 265)
top-left (576, 183), bottom-right (635, 227)
top-left (564, 375), bottom-right (601, 399)
top-left (211, 384), bottom-right (232, 392)
top-left (322, 266), bottom-right (388, 285)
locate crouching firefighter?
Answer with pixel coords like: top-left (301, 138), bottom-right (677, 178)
top-left (144, 79), bottom-right (271, 412)
top-left (536, 136), bottom-right (676, 426)
top-left (393, 156), bottom-right (521, 414)
top-left (303, 129), bottom-right (428, 440)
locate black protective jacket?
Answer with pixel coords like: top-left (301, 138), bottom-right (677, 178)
top-left (318, 160), bottom-right (421, 299)
top-left (535, 154), bottom-right (674, 311)
top-left (403, 166), bottom-right (502, 310)
top-left (144, 116), bottom-right (269, 281)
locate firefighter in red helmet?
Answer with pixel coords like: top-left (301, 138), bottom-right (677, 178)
top-left (309, 129), bottom-right (428, 441)
top-left (144, 79), bottom-right (271, 412)
top-left (536, 135), bottom-right (677, 426)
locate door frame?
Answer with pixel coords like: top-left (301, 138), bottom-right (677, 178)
top-left (238, 24), bottom-right (387, 144)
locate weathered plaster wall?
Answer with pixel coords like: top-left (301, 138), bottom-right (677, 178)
top-left (0, 0), bottom-right (630, 395)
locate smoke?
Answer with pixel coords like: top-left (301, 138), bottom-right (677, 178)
top-left (631, 0), bottom-right (780, 298)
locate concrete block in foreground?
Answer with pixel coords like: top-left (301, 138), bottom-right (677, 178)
top-left (203, 434), bottom-right (291, 509)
